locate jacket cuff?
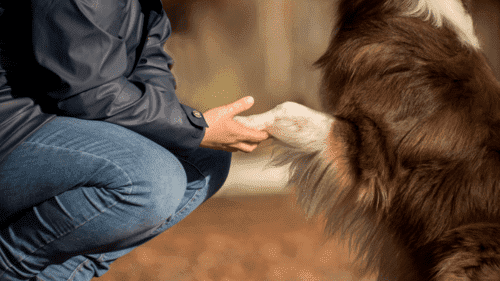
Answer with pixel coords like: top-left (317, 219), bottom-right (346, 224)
top-left (180, 103), bottom-right (209, 128)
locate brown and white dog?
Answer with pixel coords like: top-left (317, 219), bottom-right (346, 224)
top-left (235, 0), bottom-right (500, 280)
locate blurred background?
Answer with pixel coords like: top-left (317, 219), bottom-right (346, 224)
top-left (95, 0), bottom-right (500, 280)
top-left (164, 0), bottom-right (500, 197)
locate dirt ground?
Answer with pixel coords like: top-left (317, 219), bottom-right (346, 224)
top-left (93, 193), bottom-right (376, 281)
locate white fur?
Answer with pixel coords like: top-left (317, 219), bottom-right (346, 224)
top-left (404, 0), bottom-right (480, 49)
top-left (233, 102), bottom-right (334, 152)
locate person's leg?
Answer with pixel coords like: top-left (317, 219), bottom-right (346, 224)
top-left (34, 251), bottom-right (133, 281)
top-left (33, 146), bottom-right (232, 281)
top-left (161, 146), bottom-right (232, 229)
top-left (0, 117), bottom-right (190, 280)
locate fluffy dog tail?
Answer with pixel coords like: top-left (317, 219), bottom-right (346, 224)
top-left (418, 223), bottom-right (500, 281)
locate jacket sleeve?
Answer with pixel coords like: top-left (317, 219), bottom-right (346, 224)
top-left (31, 0), bottom-right (207, 157)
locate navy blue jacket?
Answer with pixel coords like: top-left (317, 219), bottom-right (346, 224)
top-left (0, 0), bottom-right (208, 164)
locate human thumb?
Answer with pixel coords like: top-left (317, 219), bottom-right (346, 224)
top-left (226, 96), bottom-right (255, 117)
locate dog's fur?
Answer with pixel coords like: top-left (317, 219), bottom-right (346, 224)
top-left (236, 0), bottom-right (500, 280)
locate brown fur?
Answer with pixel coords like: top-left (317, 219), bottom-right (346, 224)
top-left (272, 0), bottom-right (500, 280)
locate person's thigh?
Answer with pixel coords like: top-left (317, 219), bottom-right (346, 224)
top-left (0, 117), bottom-right (189, 280)
top-left (179, 146), bottom-right (232, 201)
top-left (157, 147), bottom-right (232, 231)
top-left (35, 147), bottom-right (232, 281)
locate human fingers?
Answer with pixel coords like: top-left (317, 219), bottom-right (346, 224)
top-left (222, 96), bottom-right (255, 118)
top-left (232, 121), bottom-right (270, 143)
top-left (233, 111), bottom-right (275, 130)
top-left (233, 142), bottom-right (259, 153)
top-left (224, 147), bottom-right (239, 152)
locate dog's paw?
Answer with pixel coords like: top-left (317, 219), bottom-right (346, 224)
top-left (234, 102), bottom-right (335, 152)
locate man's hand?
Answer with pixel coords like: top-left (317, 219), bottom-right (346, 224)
top-left (200, 96), bottom-right (270, 153)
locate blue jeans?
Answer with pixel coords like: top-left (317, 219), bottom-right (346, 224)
top-left (0, 117), bottom-right (231, 281)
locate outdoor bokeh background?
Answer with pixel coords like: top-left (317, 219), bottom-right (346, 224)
top-left (165, 0), bottom-right (500, 197)
top-left (94, 0), bottom-right (500, 280)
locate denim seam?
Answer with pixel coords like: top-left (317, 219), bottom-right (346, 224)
top-left (176, 176), bottom-right (208, 215)
top-left (67, 258), bottom-right (90, 281)
top-left (151, 188), bottom-right (201, 236)
top-left (23, 141), bottom-right (134, 192)
top-left (96, 254), bottom-right (106, 263)
top-left (179, 190), bottom-right (199, 215)
top-left (4, 257), bottom-right (91, 281)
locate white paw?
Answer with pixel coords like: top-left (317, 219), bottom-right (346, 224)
top-left (234, 102), bottom-right (335, 152)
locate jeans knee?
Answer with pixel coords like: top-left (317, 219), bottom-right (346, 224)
top-left (123, 148), bottom-right (188, 228)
